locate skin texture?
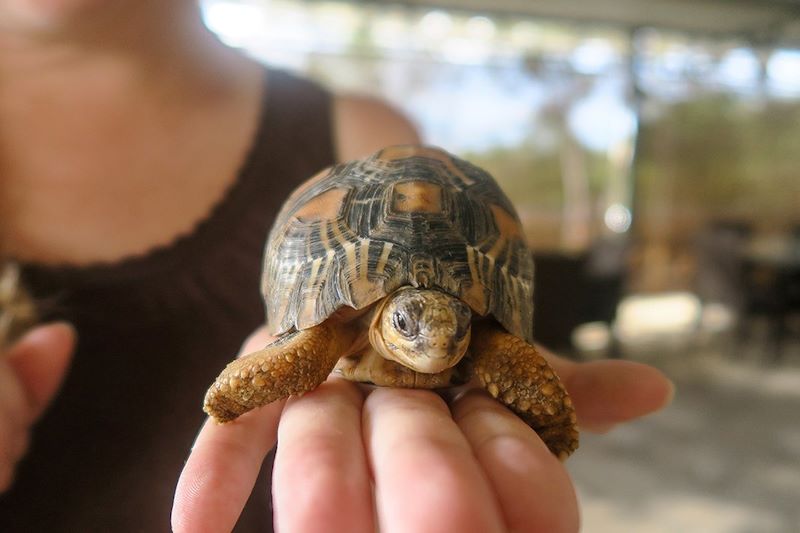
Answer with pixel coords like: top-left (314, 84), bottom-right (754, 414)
top-left (206, 287), bottom-right (579, 458)
top-left (205, 287), bottom-right (475, 423)
top-left (207, 280), bottom-right (579, 458)
top-left (204, 322), bottom-right (358, 423)
top-left (371, 288), bottom-right (472, 374)
top-left (174, 326), bottom-right (675, 533)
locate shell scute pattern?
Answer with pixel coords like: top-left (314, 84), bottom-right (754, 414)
top-left (263, 146), bottom-right (534, 342)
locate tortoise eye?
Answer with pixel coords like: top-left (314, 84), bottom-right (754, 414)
top-left (392, 310), bottom-right (417, 337)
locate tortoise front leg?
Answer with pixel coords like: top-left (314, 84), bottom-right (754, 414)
top-left (204, 322), bottom-right (356, 423)
top-left (469, 322), bottom-right (579, 459)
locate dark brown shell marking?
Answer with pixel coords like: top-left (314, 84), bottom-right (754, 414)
top-left (263, 145), bottom-right (534, 342)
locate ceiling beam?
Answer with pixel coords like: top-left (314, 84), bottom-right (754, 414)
top-left (351, 0), bottom-right (800, 47)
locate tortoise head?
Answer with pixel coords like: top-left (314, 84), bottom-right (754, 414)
top-left (369, 287), bottom-right (472, 374)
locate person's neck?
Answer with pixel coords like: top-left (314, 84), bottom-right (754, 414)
top-left (0, 3), bottom-right (266, 263)
top-left (0, 1), bottom-right (246, 105)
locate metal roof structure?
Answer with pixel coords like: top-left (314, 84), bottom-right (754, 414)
top-left (361, 0), bottom-right (800, 47)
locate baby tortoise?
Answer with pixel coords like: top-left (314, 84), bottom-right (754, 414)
top-left (204, 145), bottom-right (579, 459)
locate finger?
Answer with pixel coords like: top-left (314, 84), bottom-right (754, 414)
top-left (0, 355), bottom-right (34, 494)
top-left (6, 322), bottom-right (76, 420)
top-left (0, 358), bottom-right (28, 429)
top-left (239, 326), bottom-right (280, 356)
top-left (273, 378), bottom-right (373, 533)
top-left (172, 404), bottom-right (283, 533)
top-left (0, 410), bottom-right (29, 462)
top-left (0, 394), bottom-right (29, 493)
top-left (452, 390), bottom-right (579, 533)
top-left (539, 346), bottom-right (674, 432)
top-left (364, 388), bottom-right (504, 533)
top-left (172, 326), bottom-right (282, 533)
top-left (0, 457), bottom-right (12, 493)
top-left (0, 422), bottom-right (29, 493)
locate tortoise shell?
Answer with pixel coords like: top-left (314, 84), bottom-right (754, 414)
top-left (262, 145), bottom-right (535, 342)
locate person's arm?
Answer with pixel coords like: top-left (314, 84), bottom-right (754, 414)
top-left (333, 94), bottom-right (421, 161)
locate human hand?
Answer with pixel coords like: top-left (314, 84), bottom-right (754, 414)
top-left (0, 322), bottom-right (75, 492)
top-left (173, 326), bottom-right (673, 533)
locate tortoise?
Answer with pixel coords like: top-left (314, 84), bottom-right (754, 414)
top-left (204, 145), bottom-right (579, 459)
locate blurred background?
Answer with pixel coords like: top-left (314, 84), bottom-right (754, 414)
top-left (201, 1), bottom-right (800, 531)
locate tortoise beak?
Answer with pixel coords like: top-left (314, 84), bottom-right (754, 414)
top-left (423, 336), bottom-right (456, 359)
top-left (412, 354), bottom-right (456, 374)
top-left (409, 335), bottom-right (464, 373)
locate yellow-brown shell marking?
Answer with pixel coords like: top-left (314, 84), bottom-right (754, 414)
top-left (262, 145), bottom-right (535, 343)
top-left (391, 181), bottom-right (443, 213)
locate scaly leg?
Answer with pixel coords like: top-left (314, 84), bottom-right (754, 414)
top-left (469, 322), bottom-right (579, 459)
top-left (204, 322), bottom-right (356, 423)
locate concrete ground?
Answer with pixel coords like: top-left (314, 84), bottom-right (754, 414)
top-left (567, 332), bottom-right (800, 533)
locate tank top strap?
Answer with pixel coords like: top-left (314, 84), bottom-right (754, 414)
top-left (194, 67), bottom-right (337, 269)
top-left (234, 68), bottom-right (336, 204)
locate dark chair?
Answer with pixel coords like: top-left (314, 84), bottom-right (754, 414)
top-left (692, 219), bottom-right (753, 311)
top-left (532, 239), bottom-right (626, 352)
top-left (738, 227), bottom-right (800, 360)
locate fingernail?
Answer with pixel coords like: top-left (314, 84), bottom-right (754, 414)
top-left (588, 423), bottom-right (616, 434)
top-left (660, 379), bottom-right (676, 409)
top-left (43, 321), bottom-right (78, 342)
top-left (48, 321), bottom-right (77, 336)
top-left (20, 321), bottom-right (77, 345)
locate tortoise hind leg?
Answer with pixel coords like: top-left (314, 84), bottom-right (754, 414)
top-left (204, 322), bottom-right (356, 423)
top-left (469, 322), bottom-right (579, 460)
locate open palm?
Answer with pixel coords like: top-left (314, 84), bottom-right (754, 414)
top-left (173, 327), bottom-right (673, 533)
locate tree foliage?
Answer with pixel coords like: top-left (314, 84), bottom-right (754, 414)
top-left (637, 94), bottom-right (800, 237)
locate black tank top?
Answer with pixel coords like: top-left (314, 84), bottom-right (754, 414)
top-left (1, 69), bottom-right (335, 532)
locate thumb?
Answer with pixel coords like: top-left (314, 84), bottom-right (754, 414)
top-left (6, 322), bottom-right (76, 419)
top-left (239, 325), bottom-right (277, 356)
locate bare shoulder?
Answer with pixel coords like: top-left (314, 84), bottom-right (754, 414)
top-left (332, 94), bottom-right (421, 162)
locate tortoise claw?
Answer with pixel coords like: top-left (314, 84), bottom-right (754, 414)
top-left (204, 323), bottom-right (356, 423)
top-left (469, 322), bottom-right (579, 459)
